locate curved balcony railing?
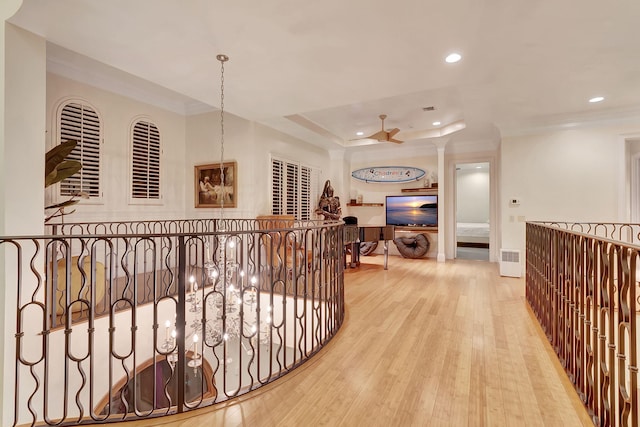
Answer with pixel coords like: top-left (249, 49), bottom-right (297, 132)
top-left (3, 218), bottom-right (345, 426)
top-left (526, 222), bottom-right (638, 427)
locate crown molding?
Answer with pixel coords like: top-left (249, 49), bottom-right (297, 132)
top-left (498, 106), bottom-right (640, 137)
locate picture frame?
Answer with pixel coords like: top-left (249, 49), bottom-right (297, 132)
top-left (194, 161), bottom-right (237, 208)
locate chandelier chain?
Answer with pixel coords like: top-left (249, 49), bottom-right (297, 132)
top-left (217, 54), bottom-right (227, 216)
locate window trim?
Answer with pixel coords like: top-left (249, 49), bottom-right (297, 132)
top-left (50, 97), bottom-right (104, 206)
top-left (128, 116), bottom-right (163, 206)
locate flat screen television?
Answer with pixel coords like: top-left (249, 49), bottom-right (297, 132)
top-left (386, 195), bottom-right (438, 227)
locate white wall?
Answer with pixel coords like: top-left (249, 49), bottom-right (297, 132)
top-left (46, 74), bottom-right (332, 224)
top-left (456, 168), bottom-right (489, 223)
top-left (626, 138), bottom-right (640, 221)
top-left (346, 146), bottom-right (438, 226)
top-left (500, 123), bottom-right (638, 254)
top-left (46, 73), bottom-right (188, 222)
top-left (4, 24), bottom-right (45, 234)
top-left (185, 112), bottom-right (331, 219)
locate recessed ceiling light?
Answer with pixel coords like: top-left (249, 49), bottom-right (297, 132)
top-left (476, 166), bottom-right (482, 169)
top-left (432, 121), bottom-right (441, 126)
top-left (356, 131), bottom-right (364, 136)
top-left (445, 53), bottom-right (461, 63)
top-left (589, 96), bottom-right (604, 103)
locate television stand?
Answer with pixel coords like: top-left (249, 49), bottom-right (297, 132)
top-left (395, 226), bottom-right (438, 233)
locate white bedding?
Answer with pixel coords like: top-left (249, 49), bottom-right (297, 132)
top-left (456, 222), bottom-right (490, 244)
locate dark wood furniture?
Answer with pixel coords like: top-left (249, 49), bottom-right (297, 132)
top-left (345, 225), bottom-right (394, 270)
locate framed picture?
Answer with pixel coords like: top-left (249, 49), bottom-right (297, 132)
top-left (195, 161), bottom-right (237, 208)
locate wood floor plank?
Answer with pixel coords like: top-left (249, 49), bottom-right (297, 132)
top-left (112, 255), bottom-right (593, 427)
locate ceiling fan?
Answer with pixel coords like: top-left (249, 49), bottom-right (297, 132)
top-left (358, 114), bottom-right (403, 144)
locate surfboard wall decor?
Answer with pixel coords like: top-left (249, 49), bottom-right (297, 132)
top-left (351, 166), bottom-right (426, 183)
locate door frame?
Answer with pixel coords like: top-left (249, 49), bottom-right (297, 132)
top-left (453, 161), bottom-right (491, 260)
top-left (445, 152), bottom-right (499, 262)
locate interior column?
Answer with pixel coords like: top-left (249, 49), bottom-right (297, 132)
top-left (433, 139), bottom-right (448, 262)
top-left (1, 4), bottom-right (44, 424)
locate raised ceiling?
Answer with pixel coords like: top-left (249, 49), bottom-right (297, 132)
top-left (8, 1), bottom-right (640, 153)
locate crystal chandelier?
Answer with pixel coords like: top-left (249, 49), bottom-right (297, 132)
top-left (162, 54), bottom-right (270, 372)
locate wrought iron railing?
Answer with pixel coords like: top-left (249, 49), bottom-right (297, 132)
top-left (526, 222), bottom-right (638, 426)
top-left (4, 218), bottom-right (345, 426)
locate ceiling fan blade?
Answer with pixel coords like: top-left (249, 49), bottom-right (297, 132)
top-left (352, 115), bottom-right (405, 144)
top-left (387, 128), bottom-right (400, 138)
top-left (367, 130), bottom-right (387, 141)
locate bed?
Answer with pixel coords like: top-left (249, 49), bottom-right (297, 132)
top-left (456, 222), bottom-right (490, 248)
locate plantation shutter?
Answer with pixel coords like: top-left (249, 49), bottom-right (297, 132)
top-left (131, 121), bottom-right (161, 199)
top-left (285, 162), bottom-right (299, 218)
top-left (300, 166), bottom-right (312, 220)
top-left (270, 156), bottom-right (320, 220)
top-left (59, 102), bottom-right (101, 197)
top-left (271, 159), bottom-right (284, 215)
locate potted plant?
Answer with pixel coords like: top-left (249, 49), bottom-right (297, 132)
top-left (45, 139), bottom-right (87, 222)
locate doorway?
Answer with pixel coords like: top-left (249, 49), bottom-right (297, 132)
top-left (629, 139), bottom-right (640, 225)
top-left (455, 162), bottom-right (490, 261)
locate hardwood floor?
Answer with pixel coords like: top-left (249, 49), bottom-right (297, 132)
top-left (118, 256), bottom-right (593, 427)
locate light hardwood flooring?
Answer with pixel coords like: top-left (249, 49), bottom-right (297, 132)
top-left (117, 255), bottom-right (593, 427)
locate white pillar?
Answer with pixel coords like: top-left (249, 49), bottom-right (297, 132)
top-left (433, 139), bottom-right (448, 262)
top-left (0, 0), bottom-right (23, 231)
top-left (2, 3), bottom-right (44, 425)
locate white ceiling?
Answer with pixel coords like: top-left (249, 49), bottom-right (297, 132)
top-left (8, 0), bottom-right (640, 153)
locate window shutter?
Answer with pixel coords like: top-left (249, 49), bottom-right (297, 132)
top-left (270, 156), bottom-right (320, 220)
top-left (59, 102), bottom-right (101, 197)
top-left (131, 120), bottom-right (161, 199)
top-left (271, 159), bottom-right (284, 215)
top-left (300, 166), bottom-right (311, 220)
top-left (285, 162), bottom-right (299, 218)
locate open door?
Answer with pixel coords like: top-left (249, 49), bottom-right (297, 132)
top-left (455, 162), bottom-right (490, 261)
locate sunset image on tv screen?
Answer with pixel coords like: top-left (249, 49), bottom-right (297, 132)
top-left (386, 195), bottom-right (437, 227)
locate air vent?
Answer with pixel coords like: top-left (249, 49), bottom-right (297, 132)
top-left (500, 249), bottom-right (521, 277)
top-left (501, 250), bottom-right (519, 263)
top-left (422, 106), bottom-right (436, 111)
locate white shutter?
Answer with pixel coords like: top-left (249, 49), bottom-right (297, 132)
top-left (59, 102), bottom-right (101, 197)
top-left (271, 158), bottom-right (284, 215)
top-left (270, 156), bottom-right (320, 220)
top-left (131, 120), bottom-right (161, 199)
top-left (286, 162), bottom-right (299, 218)
top-left (300, 166), bottom-right (311, 220)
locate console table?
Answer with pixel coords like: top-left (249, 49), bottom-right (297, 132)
top-left (345, 225), bottom-right (394, 270)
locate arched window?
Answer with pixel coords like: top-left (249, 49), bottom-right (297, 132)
top-left (58, 101), bottom-right (101, 198)
top-left (131, 120), bottom-right (161, 200)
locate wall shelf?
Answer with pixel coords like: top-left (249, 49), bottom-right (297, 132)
top-left (401, 186), bottom-right (438, 193)
top-left (346, 203), bottom-right (383, 207)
